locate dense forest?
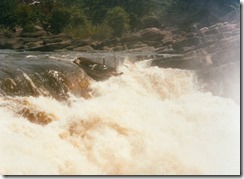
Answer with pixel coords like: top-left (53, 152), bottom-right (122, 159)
top-left (0, 0), bottom-right (240, 39)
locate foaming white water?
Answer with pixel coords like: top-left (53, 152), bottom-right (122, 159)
top-left (26, 55), bottom-right (37, 59)
top-left (0, 59), bottom-right (240, 175)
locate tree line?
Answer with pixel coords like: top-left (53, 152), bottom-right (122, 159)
top-left (0, 0), bottom-right (239, 39)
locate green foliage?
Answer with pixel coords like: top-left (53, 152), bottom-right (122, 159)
top-left (49, 7), bottom-right (71, 34)
top-left (63, 6), bottom-right (94, 39)
top-left (64, 23), bottom-right (112, 40)
top-left (82, 0), bottom-right (119, 24)
top-left (91, 23), bottom-right (112, 40)
top-left (69, 7), bottom-right (88, 27)
top-left (141, 15), bottom-right (160, 28)
top-left (0, 0), bottom-right (18, 29)
top-left (64, 23), bottom-right (92, 39)
top-left (162, 0), bottom-right (240, 28)
top-left (105, 7), bottom-right (130, 37)
top-left (16, 5), bottom-right (37, 28)
top-left (0, 0), bottom-right (240, 37)
top-left (23, 22), bottom-right (35, 32)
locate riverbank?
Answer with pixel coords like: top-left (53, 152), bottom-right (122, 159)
top-left (0, 19), bottom-right (239, 54)
top-left (0, 18), bottom-right (240, 103)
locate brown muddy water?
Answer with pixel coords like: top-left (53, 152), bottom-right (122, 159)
top-left (0, 50), bottom-right (240, 175)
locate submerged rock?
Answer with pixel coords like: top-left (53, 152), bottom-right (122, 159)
top-left (0, 55), bottom-right (91, 100)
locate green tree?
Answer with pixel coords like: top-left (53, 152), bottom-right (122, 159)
top-left (141, 14), bottom-right (160, 28)
top-left (81, 0), bottom-right (113, 24)
top-left (16, 4), bottom-right (37, 32)
top-left (162, 0), bottom-right (240, 28)
top-left (69, 7), bottom-right (88, 27)
top-left (0, 0), bottom-right (18, 29)
top-left (49, 7), bottom-right (71, 34)
top-left (105, 7), bottom-right (130, 37)
top-left (120, 0), bottom-right (157, 30)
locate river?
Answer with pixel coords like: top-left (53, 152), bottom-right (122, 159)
top-left (0, 50), bottom-right (240, 175)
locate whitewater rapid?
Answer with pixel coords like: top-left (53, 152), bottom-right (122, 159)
top-left (0, 58), bottom-right (240, 175)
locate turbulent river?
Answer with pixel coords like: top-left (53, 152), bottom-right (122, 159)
top-left (0, 50), bottom-right (240, 175)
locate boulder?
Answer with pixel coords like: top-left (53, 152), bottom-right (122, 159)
top-left (42, 38), bottom-right (63, 45)
top-left (204, 27), bottom-right (219, 35)
top-left (90, 41), bottom-right (102, 50)
top-left (155, 45), bottom-right (174, 54)
top-left (121, 34), bottom-right (141, 43)
top-left (24, 41), bottom-right (43, 49)
top-left (3, 38), bottom-right (25, 49)
top-left (28, 40), bottom-right (71, 51)
top-left (202, 34), bottom-right (223, 44)
top-left (130, 42), bottom-right (147, 49)
top-left (34, 25), bottom-right (44, 31)
top-left (19, 30), bottom-right (48, 38)
top-left (113, 46), bottom-right (124, 51)
top-left (71, 39), bottom-right (91, 48)
top-left (102, 38), bottom-right (120, 47)
top-left (128, 45), bottom-right (155, 52)
top-left (143, 40), bottom-right (162, 47)
top-left (219, 22), bottom-right (239, 32)
top-left (172, 37), bottom-right (201, 52)
top-left (182, 45), bottom-right (196, 52)
top-left (73, 45), bottom-right (94, 52)
top-left (161, 35), bottom-right (173, 46)
top-left (137, 28), bottom-right (164, 41)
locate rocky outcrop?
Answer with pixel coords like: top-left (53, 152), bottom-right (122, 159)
top-left (152, 21), bottom-right (240, 69)
top-left (0, 20), bottom-right (240, 103)
top-left (0, 56), bottom-right (91, 100)
top-left (0, 27), bottom-right (95, 52)
top-left (150, 21), bottom-right (240, 104)
top-left (73, 45), bottom-right (94, 52)
top-left (0, 21), bottom-right (239, 55)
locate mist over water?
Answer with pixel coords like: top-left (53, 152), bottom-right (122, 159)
top-left (0, 53), bottom-right (240, 175)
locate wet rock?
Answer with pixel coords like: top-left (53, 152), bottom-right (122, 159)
top-left (19, 30), bottom-right (48, 38)
top-left (73, 45), bottom-right (94, 52)
top-left (0, 38), bottom-right (8, 49)
top-left (0, 57), bottom-right (91, 100)
top-left (137, 27), bottom-right (164, 41)
top-left (71, 39), bottom-right (91, 48)
top-left (102, 38), bottom-right (120, 47)
top-left (42, 38), bottom-right (63, 44)
top-left (143, 40), bottom-right (162, 48)
top-left (90, 41), bottom-right (102, 50)
top-left (128, 45), bottom-right (155, 52)
top-left (129, 42), bottom-right (147, 49)
top-left (151, 20), bottom-right (240, 103)
top-left (25, 41), bottom-right (43, 49)
top-left (121, 34), bottom-right (141, 43)
top-left (161, 36), bottom-right (174, 46)
top-left (155, 45), bottom-right (174, 54)
top-left (34, 25), bottom-right (44, 31)
top-left (201, 34), bottom-right (223, 44)
top-left (113, 46), bottom-right (124, 51)
top-left (1, 78), bottom-right (17, 93)
top-left (28, 40), bottom-right (71, 51)
top-left (204, 27), bottom-right (219, 35)
top-left (172, 37), bottom-right (201, 52)
top-left (4, 38), bottom-right (25, 49)
top-left (182, 45), bottom-right (196, 52)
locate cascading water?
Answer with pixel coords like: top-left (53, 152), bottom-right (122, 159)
top-left (0, 51), bottom-right (240, 175)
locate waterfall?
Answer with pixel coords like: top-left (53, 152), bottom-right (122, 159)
top-left (0, 54), bottom-right (240, 175)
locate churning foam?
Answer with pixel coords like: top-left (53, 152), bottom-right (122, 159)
top-left (0, 59), bottom-right (240, 175)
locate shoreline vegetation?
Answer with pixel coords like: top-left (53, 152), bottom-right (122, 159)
top-left (0, 0), bottom-right (240, 53)
top-left (0, 0), bottom-right (240, 104)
